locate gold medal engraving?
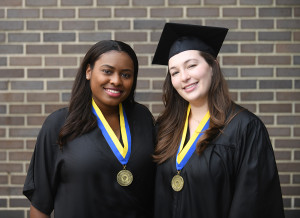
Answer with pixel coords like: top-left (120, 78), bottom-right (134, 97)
top-left (117, 169), bottom-right (133, 186)
top-left (171, 174), bottom-right (184, 192)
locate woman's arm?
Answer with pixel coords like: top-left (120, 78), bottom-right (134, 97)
top-left (30, 205), bottom-right (50, 218)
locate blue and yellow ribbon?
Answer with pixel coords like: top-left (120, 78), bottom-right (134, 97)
top-left (92, 99), bottom-right (131, 165)
top-left (176, 104), bottom-right (210, 171)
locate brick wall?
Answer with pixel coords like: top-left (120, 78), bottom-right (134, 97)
top-left (0, 0), bottom-right (299, 217)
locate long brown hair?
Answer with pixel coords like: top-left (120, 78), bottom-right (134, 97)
top-left (153, 51), bottom-right (233, 164)
top-left (58, 40), bottom-right (139, 147)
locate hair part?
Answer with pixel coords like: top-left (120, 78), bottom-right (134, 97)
top-left (58, 40), bottom-right (139, 147)
top-left (153, 51), bottom-right (233, 164)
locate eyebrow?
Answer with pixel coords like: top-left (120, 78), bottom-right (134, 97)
top-left (100, 64), bottom-right (133, 73)
top-left (169, 58), bottom-right (198, 71)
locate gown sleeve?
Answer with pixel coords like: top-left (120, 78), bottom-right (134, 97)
top-left (228, 118), bottom-right (285, 218)
top-left (23, 108), bottom-right (66, 215)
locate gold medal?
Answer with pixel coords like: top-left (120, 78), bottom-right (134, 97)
top-left (171, 174), bottom-right (184, 192)
top-left (117, 169), bottom-right (133, 186)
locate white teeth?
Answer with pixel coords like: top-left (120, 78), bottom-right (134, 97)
top-left (185, 83), bottom-right (196, 89)
top-left (106, 89), bottom-right (120, 94)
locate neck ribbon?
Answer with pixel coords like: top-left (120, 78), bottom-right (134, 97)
top-left (176, 104), bottom-right (210, 171)
top-left (92, 99), bottom-right (131, 165)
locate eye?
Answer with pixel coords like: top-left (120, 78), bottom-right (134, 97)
top-left (102, 69), bottom-right (112, 74)
top-left (170, 71), bottom-right (179, 77)
top-left (188, 64), bottom-right (196, 69)
top-left (121, 72), bottom-right (132, 79)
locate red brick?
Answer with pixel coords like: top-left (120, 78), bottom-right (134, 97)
top-left (62, 44), bottom-right (91, 54)
top-left (275, 139), bottom-right (300, 149)
top-left (10, 105), bottom-right (41, 114)
top-left (28, 69), bottom-right (60, 78)
top-left (0, 128), bottom-right (5, 137)
top-left (27, 93), bottom-right (59, 102)
top-left (241, 19), bottom-right (274, 29)
top-left (241, 92), bottom-right (273, 101)
top-left (258, 56), bottom-right (291, 65)
top-left (79, 32), bottom-right (111, 42)
top-left (277, 92), bottom-right (300, 101)
top-left (277, 116), bottom-right (300, 125)
top-left (223, 56), bottom-right (255, 65)
top-left (0, 93), bottom-right (24, 102)
top-left (204, 0), bottom-right (235, 5)
top-left (277, 19), bottom-right (300, 29)
top-left (134, 20), bottom-right (165, 30)
top-left (241, 44), bottom-right (273, 53)
top-left (260, 104), bottom-right (292, 113)
top-left (0, 164), bottom-right (22, 173)
top-left (267, 127), bottom-right (291, 137)
top-left (43, 9), bottom-right (75, 18)
top-left (259, 31), bottom-right (291, 41)
top-left (187, 8), bottom-right (219, 17)
top-left (98, 20), bottom-right (130, 30)
top-left (62, 21), bottom-right (95, 30)
top-left (0, 140), bottom-right (23, 149)
top-left (63, 68), bottom-right (77, 78)
top-left (0, 0), bottom-right (22, 6)
top-left (134, 44), bottom-right (157, 54)
top-left (277, 44), bottom-right (300, 53)
top-left (0, 175), bottom-right (8, 184)
top-left (9, 198), bottom-right (30, 207)
top-left (98, 0), bottom-right (129, 6)
top-left (152, 103), bottom-right (164, 114)
top-left (27, 45), bottom-right (58, 54)
top-left (0, 211), bottom-right (24, 218)
top-left (277, 0), bottom-right (299, 5)
top-left (277, 162), bottom-right (300, 172)
top-left (27, 116), bottom-right (47, 126)
top-left (227, 80), bottom-right (257, 89)
top-left (26, 140), bottom-right (37, 150)
top-left (115, 32), bottom-right (147, 42)
top-left (136, 80), bottom-right (150, 89)
top-left (277, 68), bottom-right (300, 77)
top-left (151, 8), bottom-right (183, 17)
top-left (45, 104), bottom-right (68, 114)
top-left (281, 186), bottom-right (300, 195)
top-left (45, 57), bottom-right (77, 66)
top-left (294, 32), bottom-right (300, 41)
top-left (258, 115), bottom-right (274, 125)
top-left (26, 0), bottom-right (56, 6)
top-left (27, 21), bottom-right (59, 30)
top-left (11, 81), bottom-right (43, 90)
top-left (241, 68), bottom-right (273, 77)
top-left (223, 8), bottom-right (255, 17)
top-left (153, 80), bottom-right (164, 90)
top-left (115, 8), bottom-right (146, 18)
top-left (9, 151), bottom-right (32, 161)
top-left (132, 0), bottom-right (163, 6)
top-left (135, 92), bottom-right (162, 101)
top-left (239, 104), bottom-right (257, 113)
top-left (11, 175), bottom-right (26, 185)
top-left (7, 9), bottom-right (39, 18)
top-left (0, 45), bottom-right (23, 54)
top-left (61, 0), bottom-right (93, 6)
top-left (0, 21), bottom-right (23, 30)
top-left (8, 33), bottom-right (40, 42)
top-left (259, 8), bottom-right (292, 17)
top-left (205, 19), bottom-right (238, 29)
top-left (260, 80), bottom-right (292, 89)
top-left (0, 152), bottom-right (6, 161)
top-left (139, 68), bottom-right (166, 78)
top-left (294, 127), bottom-right (300, 136)
top-left (0, 117), bottom-right (24, 126)
top-left (274, 150), bottom-right (291, 161)
top-left (9, 128), bottom-right (40, 138)
top-left (10, 57), bottom-right (42, 66)
top-left (240, 0), bottom-right (272, 5)
top-left (44, 33), bottom-right (76, 42)
top-left (47, 80), bottom-right (73, 90)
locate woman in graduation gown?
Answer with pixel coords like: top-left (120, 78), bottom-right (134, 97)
top-left (152, 23), bottom-right (285, 218)
top-left (23, 40), bottom-right (155, 218)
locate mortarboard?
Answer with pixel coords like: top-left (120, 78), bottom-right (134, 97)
top-left (152, 23), bottom-right (228, 65)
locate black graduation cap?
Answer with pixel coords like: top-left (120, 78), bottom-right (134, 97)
top-left (152, 23), bottom-right (228, 65)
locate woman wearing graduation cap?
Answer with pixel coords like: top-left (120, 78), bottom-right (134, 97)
top-left (23, 40), bottom-right (155, 218)
top-left (152, 23), bottom-right (284, 218)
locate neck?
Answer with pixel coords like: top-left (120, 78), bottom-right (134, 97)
top-left (189, 100), bottom-right (209, 122)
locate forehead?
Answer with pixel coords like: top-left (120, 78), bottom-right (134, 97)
top-left (96, 51), bottom-right (133, 67)
top-left (168, 50), bottom-right (201, 67)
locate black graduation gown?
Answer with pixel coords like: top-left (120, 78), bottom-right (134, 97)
top-left (23, 103), bottom-right (155, 218)
top-left (154, 105), bottom-right (285, 218)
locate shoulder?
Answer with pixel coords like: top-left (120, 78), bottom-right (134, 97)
top-left (41, 107), bottom-right (68, 133)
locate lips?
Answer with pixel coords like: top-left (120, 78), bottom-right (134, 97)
top-left (183, 82), bottom-right (198, 90)
top-left (104, 87), bottom-right (123, 96)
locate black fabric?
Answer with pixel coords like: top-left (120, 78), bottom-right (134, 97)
top-left (154, 105), bottom-right (284, 218)
top-left (152, 23), bottom-right (228, 65)
top-left (23, 103), bottom-right (155, 218)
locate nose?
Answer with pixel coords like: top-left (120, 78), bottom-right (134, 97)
top-left (110, 73), bottom-right (121, 86)
top-left (180, 69), bottom-right (191, 82)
